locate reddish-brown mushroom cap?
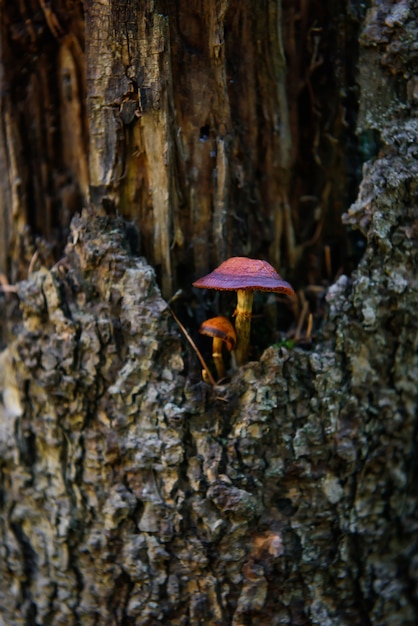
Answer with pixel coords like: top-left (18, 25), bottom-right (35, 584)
top-left (193, 257), bottom-right (295, 295)
top-left (193, 257), bottom-right (295, 366)
top-left (199, 316), bottom-right (236, 351)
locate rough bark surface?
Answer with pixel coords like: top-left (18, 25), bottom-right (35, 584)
top-left (0, 1), bottom-right (417, 625)
top-left (0, 136), bottom-right (417, 624)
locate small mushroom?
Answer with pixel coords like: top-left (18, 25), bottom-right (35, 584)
top-left (193, 257), bottom-right (295, 365)
top-left (199, 316), bottom-right (236, 380)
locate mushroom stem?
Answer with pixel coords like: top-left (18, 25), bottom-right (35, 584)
top-left (234, 289), bottom-right (254, 365)
top-left (212, 337), bottom-right (226, 380)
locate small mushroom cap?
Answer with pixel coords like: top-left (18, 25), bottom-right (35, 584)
top-left (199, 316), bottom-right (236, 351)
top-left (193, 257), bottom-right (295, 294)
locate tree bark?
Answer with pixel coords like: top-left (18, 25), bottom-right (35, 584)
top-left (0, 1), bottom-right (417, 625)
top-left (0, 0), bottom-right (360, 298)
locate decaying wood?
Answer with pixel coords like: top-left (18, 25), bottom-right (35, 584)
top-left (0, 1), bottom-right (417, 625)
top-left (0, 122), bottom-right (417, 623)
top-left (1, 0), bottom-right (360, 300)
top-left (0, 0), bottom-right (87, 283)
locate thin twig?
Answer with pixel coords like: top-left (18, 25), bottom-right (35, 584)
top-left (306, 312), bottom-right (313, 340)
top-left (0, 273), bottom-right (17, 295)
top-left (28, 250), bottom-right (40, 276)
top-left (294, 291), bottom-right (309, 341)
top-left (324, 245), bottom-right (332, 280)
top-left (0, 284), bottom-right (17, 293)
top-left (167, 296), bottom-right (216, 386)
top-left (305, 285), bottom-right (326, 296)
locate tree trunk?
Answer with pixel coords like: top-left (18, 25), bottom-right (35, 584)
top-left (0, 1), bottom-right (417, 625)
top-left (0, 0), bottom-right (360, 297)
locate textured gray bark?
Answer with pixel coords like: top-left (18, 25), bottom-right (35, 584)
top-left (0, 135), bottom-right (417, 624)
top-left (0, 1), bottom-right (417, 626)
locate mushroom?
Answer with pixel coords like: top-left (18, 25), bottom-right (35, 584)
top-left (193, 257), bottom-right (295, 365)
top-left (199, 316), bottom-right (236, 380)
